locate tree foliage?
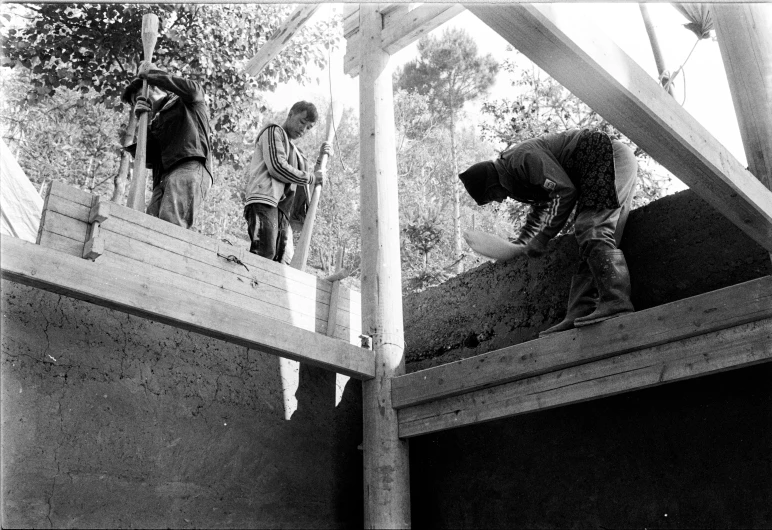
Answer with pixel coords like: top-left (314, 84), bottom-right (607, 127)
top-left (0, 70), bottom-right (123, 197)
top-left (395, 28), bottom-right (499, 275)
top-left (1, 3), bottom-right (339, 165)
top-left (393, 89), bottom-right (497, 293)
top-left (395, 27), bottom-right (498, 121)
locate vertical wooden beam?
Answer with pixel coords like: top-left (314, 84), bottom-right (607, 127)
top-left (714, 4), bottom-right (772, 264)
top-left (358, 4), bottom-right (411, 528)
top-left (713, 4), bottom-right (772, 190)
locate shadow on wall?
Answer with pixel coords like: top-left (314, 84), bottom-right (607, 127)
top-left (0, 280), bottom-right (364, 529)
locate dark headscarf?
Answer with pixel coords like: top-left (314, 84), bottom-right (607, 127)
top-left (459, 161), bottom-right (500, 205)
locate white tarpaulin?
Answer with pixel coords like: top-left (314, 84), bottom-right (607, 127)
top-left (1, 138), bottom-right (43, 242)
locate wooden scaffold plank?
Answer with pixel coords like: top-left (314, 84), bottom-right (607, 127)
top-left (465, 3), bottom-right (772, 252)
top-left (392, 276), bottom-right (772, 409)
top-left (399, 317), bottom-right (772, 438)
top-left (1, 237), bottom-right (374, 380)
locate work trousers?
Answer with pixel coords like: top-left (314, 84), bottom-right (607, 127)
top-left (244, 203), bottom-right (294, 264)
top-left (146, 160), bottom-right (211, 230)
top-left (574, 140), bottom-right (638, 258)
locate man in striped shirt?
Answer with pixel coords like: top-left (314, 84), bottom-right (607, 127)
top-left (459, 129), bottom-right (638, 336)
top-left (244, 101), bottom-right (332, 263)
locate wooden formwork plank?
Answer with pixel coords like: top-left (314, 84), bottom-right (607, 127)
top-left (1, 237), bottom-right (374, 379)
top-left (38, 210), bottom-right (89, 247)
top-left (47, 182), bottom-right (329, 294)
top-left (398, 318), bottom-right (772, 438)
top-left (466, 3), bottom-right (772, 252)
top-left (37, 183), bottom-right (363, 342)
top-left (392, 276), bottom-right (772, 409)
top-left (41, 184), bottom-right (361, 317)
top-left (37, 230), bottom-right (84, 257)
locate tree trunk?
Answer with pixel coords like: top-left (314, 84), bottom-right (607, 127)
top-left (449, 106), bottom-right (462, 275)
top-left (111, 110), bottom-right (138, 204)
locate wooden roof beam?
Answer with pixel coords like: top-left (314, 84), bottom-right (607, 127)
top-left (344, 4), bottom-right (465, 77)
top-left (244, 4), bottom-right (320, 78)
top-left (393, 275), bottom-right (772, 410)
top-left (466, 3), bottom-right (772, 252)
top-left (1, 237), bottom-right (375, 380)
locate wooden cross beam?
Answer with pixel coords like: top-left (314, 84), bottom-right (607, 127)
top-left (465, 3), bottom-right (772, 252)
top-left (344, 3), bottom-right (465, 77)
top-left (244, 4), bottom-right (320, 78)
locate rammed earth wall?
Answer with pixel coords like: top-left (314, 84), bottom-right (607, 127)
top-left (1, 282), bottom-right (363, 528)
top-left (2, 189), bottom-right (771, 528)
top-left (404, 189), bottom-right (772, 528)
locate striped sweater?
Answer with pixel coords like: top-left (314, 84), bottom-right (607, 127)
top-left (494, 129), bottom-right (586, 255)
top-left (244, 123), bottom-right (313, 210)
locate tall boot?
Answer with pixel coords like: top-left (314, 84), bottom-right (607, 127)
top-left (574, 248), bottom-right (634, 327)
top-left (539, 260), bottom-right (597, 337)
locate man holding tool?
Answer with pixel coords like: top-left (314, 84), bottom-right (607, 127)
top-left (459, 128), bottom-right (639, 336)
top-left (122, 63), bottom-right (214, 229)
top-left (244, 101), bottom-right (332, 264)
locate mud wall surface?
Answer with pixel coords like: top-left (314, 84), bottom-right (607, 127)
top-left (1, 280), bottom-right (363, 529)
top-left (3, 189), bottom-right (770, 529)
top-left (403, 189), bottom-right (772, 528)
top-left (405, 190), bottom-right (772, 370)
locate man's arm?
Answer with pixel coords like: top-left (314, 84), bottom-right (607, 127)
top-left (520, 152), bottom-right (577, 257)
top-left (140, 66), bottom-right (205, 104)
top-left (261, 126), bottom-right (315, 185)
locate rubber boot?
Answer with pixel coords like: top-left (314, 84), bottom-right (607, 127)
top-left (574, 248), bottom-right (634, 327)
top-left (539, 260), bottom-right (597, 337)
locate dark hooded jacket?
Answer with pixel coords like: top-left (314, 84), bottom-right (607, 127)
top-left (125, 70), bottom-right (213, 188)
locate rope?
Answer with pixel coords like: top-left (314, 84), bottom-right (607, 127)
top-left (664, 36), bottom-right (700, 105)
top-left (327, 44), bottom-right (349, 173)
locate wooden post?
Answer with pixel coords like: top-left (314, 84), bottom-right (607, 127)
top-left (358, 4), bottom-right (411, 528)
top-left (126, 14), bottom-right (159, 212)
top-left (713, 4), bottom-right (772, 190)
top-left (713, 4), bottom-right (772, 263)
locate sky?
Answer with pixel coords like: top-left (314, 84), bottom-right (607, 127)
top-left (262, 2), bottom-right (746, 190)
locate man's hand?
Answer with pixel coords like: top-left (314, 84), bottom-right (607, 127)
top-left (317, 141), bottom-right (334, 166)
top-left (463, 229), bottom-right (526, 261)
top-left (137, 61), bottom-right (156, 79)
top-left (313, 169), bottom-right (325, 187)
top-left (133, 95), bottom-right (152, 118)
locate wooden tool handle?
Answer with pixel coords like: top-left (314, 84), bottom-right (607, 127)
top-left (126, 13), bottom-right (160, 211)
top-left (290, 104), bottom-right (344, 271)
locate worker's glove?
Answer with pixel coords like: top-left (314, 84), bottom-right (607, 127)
top-left (133, 96), bottom-right (153, 118)
top-left (313, 169), bottom-right (326, 187)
